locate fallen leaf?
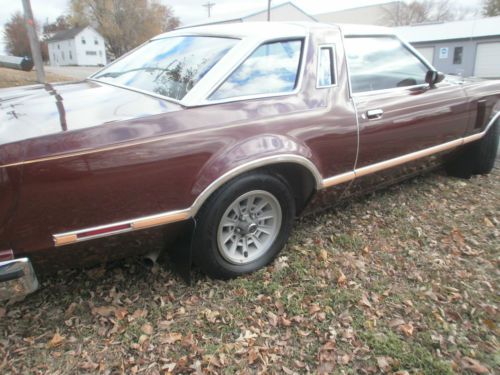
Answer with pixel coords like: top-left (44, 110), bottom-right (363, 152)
top-left (162, 332), bottom-right (182, 344)
top-left (451, 228), bottom-right (465, 246)
top-left (359, 293), bottom-right (372, 308)
top-left (274, 256), bottom-right (289, 272)
top-left (461, 357), bottom-right (489, 374)
top-left (132, 309), bottom-right (147, 319)
top-left (389, 318), bottom-right (405, 328)
top-left (399, 323), bottom-right (414, 337)
top-left (319, 249), bottom-right (328, 261)
top-left (318, 341), bottom-right (336, 374)
top-left (64, 302), bottom-right (78, 318)
top-left (309, 304), bottom-right (321, 315)
top-left (282, 366), bottom-right (297, 375)
top-left (141, 323), bottom-right (154, 335)
top-left (483, 217), bottom-right (494, 227)
top-left (337, 271), bottom-right (347, 286)
top-left (47, 333), bottom-right (65, 348)
top-left (92, 305), bottom-right (115, 317)
top-left (377, 356), bottom-right (392, 373)
top-left (483, 319), bottom-right (496, 330)
top-left (0, 307), bottom-right (6, 319)
top-left (115, 308), bottom-right (128, 320)
top-left (203, 309), bottom-right (220, 323)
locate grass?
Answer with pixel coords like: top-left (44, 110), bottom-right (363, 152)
top-left (0, 166), bottom-right (498, 374)
top-left (0, 67), bottom-right (71, 88)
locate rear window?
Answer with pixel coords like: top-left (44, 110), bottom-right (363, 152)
top-left (210, 39), bottom-right (303, 100)
top-left (93, 36), bottom-right (238, 100)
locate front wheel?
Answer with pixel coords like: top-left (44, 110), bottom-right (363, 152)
top-left (192, 173), bottom-right (295, 279)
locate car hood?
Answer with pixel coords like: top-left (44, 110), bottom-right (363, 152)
top-left (0, 80), bottom-right (182, 146)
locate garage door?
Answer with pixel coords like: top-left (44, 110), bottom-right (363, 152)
top-left (416, 47), bottom-right (434, 65)
top-left (474, 42), bottom-right (500, 78)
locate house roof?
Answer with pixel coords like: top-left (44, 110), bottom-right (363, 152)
top-left (394, 16), bottom-right (500, 43)
top-left (314, 1), bottom-right (399, 20)
top-left (184, 1), bottom-right (316, 27)
top-left (46, 26), bottom-right (87, 43)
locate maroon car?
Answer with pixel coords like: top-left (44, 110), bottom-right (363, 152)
top-left (1, 22), bottom-right (498, 300)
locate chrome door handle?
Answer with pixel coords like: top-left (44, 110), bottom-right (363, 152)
top-left (366, 109), bottom-right (384, 119)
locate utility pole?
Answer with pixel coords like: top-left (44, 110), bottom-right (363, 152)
top-left (21, 0), bottom-right (45, 83)
top-left (267, 0), bottom-right (272, 21)
top-left (203, 1), bottom-right (216, 18)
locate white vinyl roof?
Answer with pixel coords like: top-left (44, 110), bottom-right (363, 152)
top-left (394, 16), bottom-right (500, 43)
top-left (155, 22), bottom-right (312, 39)
top-left (158, 22), bottom-right (395, 40)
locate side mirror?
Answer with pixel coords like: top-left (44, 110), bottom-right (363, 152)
top-left (425, 70), bottom-right (445, 86)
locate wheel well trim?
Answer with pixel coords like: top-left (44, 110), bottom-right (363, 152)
top-left (52, 155), bottom-right (323, 246)
top-left (188, 154), bottom-right (323, 216)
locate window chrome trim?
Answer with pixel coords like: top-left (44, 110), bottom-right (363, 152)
top-left (88, 78), bottom-right (185, 105)
top-left (51, 111), bottom-right (500, 248)
top-left (316, 44), bottom-right (338, 89)
top-left (351, 83), bottom-right (429, 98)
top-left (199, 35), bottom-right (309, 105)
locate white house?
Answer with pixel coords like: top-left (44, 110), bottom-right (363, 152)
top-left (47, 26), bottom-right (106, 67)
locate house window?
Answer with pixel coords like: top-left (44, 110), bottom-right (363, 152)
top-left (82, 37), bottom-right (86, 44)
top-left (69, 51), bottom-right (72, 60)
top-left (86, 51), bottom-right (97, 56)
top-left (98, 51), bottom-right (102, 56)
top-left (57, 44), bottom-right (60, 49)
top-left (94, 39), bottom-right (98, 45)
top-left (61, 51), bottom-right (65, 60)
top-left (453, 47), bottom-right (463, 64)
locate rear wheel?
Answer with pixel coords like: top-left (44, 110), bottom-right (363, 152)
top-left (193, 173), bottom-right (295, 279)
top-left (446, 120), bottom-right (498, 178)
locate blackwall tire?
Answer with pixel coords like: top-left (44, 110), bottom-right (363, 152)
top-left (446, 120), bottom-right (499, 178)
top-left (192, 172), bottom-right (295, 279)
top-left (474, 120), bottom-right (499, 175)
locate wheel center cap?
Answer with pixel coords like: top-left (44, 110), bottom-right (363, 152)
top-left (248, 223), bottom-right (258, 234)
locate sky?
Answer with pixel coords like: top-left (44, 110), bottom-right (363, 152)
top-left (0, 0), bottom-right (482, 54)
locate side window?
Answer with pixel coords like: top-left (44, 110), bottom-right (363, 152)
top-left (344, 36), bottom-right (428, 93)
top-left (210, 39), bottom-right (303, 100)
top-left (317, 45), bottom-right (336, 87)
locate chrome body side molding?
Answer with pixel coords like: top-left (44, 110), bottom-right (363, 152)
top-left (52, 112), bottom-right (498, 247)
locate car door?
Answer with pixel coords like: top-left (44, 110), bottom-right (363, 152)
top-left (344, 35), bottom-right (470, 169)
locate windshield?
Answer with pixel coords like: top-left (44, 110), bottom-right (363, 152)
top-left (92, 36), bottom-right (238, 101)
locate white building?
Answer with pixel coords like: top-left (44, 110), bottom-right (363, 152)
top-left (47, 26), bottom-right (106, 67)
top-left (314, 1), bottom-right (401, 26)
top-left (395, 17), bottom-right (500, 78)
top-left (187, 1), bottom-right (316, 27)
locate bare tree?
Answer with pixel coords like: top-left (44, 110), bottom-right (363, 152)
top-left (482, 0), bottom-right (500, 16)
top-left (384, 0), bottom-right (472, 26)
top-left (3, 11), bottom-right (48, 61)
top-left (69, 0), bottom-right (180, 59)
top-left (42, 15), bottom-right (72, 37)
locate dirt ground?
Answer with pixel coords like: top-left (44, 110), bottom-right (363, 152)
top-left (0, 67), bottom-right (71, 88)
top-left (0, 166), bottom-right (498, 374)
